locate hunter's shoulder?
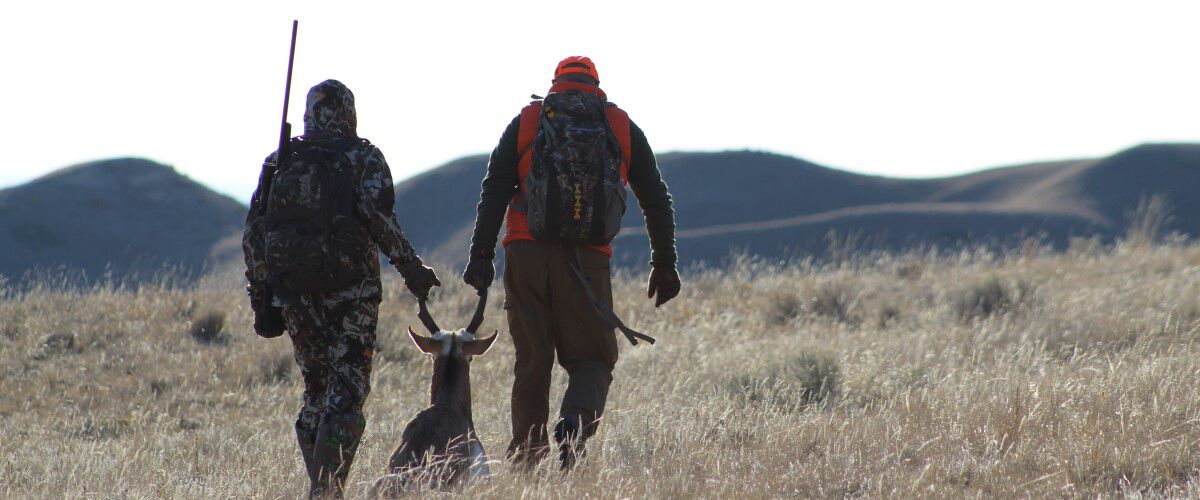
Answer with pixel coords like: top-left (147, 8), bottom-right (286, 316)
top-left (324, 136), bottom-right (380, 163)
top-left (519, 97), bottom-right (542, 113)
top-left (349, 136), bottom-right (379, 155)
top-left (348, 139), bottom-right (393, 189)
top-left (603, 99), bottom-right (630, 116)
top-left (355, 139), bottom-right (387, 168)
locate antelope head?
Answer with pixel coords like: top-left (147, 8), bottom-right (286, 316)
top-left (407, 290), bottom-right (497, 360)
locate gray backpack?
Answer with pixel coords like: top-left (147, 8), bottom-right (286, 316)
top-left (523, 90), bottom-right (627, 246)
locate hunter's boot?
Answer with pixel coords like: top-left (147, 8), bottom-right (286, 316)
top-left (554, 413), bottom-right (599, 472)
top-left (296, 421), bottom-right (321, 493)
top-left (311, 412), bottom-right (366, 498)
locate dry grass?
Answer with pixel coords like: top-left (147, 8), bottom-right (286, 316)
top-left (4, 242), bottom-right (1200, 498)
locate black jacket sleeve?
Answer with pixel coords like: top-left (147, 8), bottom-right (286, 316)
top-left (469, 115), bottom-right (522, 259)
top-left (626, 121), bottom-right (677, 268)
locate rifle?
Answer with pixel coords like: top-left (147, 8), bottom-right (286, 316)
top-left (251, 20), bottom-right (298, 339)
top-left (256, 20), bottom-right (299, 215)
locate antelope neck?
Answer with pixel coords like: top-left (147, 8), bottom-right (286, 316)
top-left (430, 354), bottom-right (472, 413)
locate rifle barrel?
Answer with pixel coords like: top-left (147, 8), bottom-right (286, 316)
top-left (279, 20), bottom-right (298, 155)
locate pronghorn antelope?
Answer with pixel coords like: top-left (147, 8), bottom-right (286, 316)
top-left (371, 292), bottom-right (496, 495)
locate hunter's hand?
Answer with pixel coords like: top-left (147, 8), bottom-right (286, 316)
top-left (400, 261), bottom-right (441, 301)
top-left (462, 253), bottom-right (495, 292)
top-left (246, 282), bottom-right (267, 303)
top-left (247, 281), bottom-right (285, 338)
top-left (647, 265), bottom-right (681, 307)
top-left (246, 281), bottom-right (270, 313)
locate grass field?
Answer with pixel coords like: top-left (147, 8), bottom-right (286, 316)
top-left (3, 240), bottom-right (1200, 497)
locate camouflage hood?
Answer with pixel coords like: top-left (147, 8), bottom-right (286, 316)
top-left (303, 79), bottom-right (357, 137)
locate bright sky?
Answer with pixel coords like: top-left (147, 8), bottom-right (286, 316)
top-left (2, 0), bottom-right (1197, 203)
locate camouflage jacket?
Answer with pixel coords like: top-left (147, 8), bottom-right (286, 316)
top-left (243, 79), bottom-right (421, 301)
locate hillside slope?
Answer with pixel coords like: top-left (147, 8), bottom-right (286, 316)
top-left (395, 144), bottom-right (1200, 266)
top-left (0, 158), bottom-right (246, 281)
top-left (392, 154), bottom-right (490, 256)
top-left (3, 144), bottom-right (1197, 279)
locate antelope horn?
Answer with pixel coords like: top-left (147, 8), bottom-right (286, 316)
top-left (417, 298), bottom-right (440, 334)
top-left (466, 289), bottom-right (488, 334)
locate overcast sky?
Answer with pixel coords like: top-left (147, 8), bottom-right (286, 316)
top-left (2, 0), bottom-right (1197, 202)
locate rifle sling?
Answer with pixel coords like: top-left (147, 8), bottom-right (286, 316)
top-left (565, 244), bottom-right (656, 346)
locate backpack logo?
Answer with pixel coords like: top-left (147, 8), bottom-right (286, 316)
top-left (524, 90), bottom-right (627, 245)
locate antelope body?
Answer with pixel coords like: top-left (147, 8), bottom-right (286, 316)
top-left (371, 293), bottom-right (496, 495)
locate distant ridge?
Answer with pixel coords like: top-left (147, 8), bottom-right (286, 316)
top-left (2, 144), bottom-right (1199, 281)
top-left (395, 144), bottom-right (1200, 266)
top-left (0, 158), bottom-right (246, 281)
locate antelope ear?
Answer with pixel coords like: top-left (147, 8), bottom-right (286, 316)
top-left (463, 330), bottom-right (498, 356)
top-left (408, 327), bottom-right (442, 354)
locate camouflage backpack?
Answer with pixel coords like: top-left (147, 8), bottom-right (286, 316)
top-left (263, 137), bottom-right (372, 294)
top-left (524, 90), bottom-right (627, 245)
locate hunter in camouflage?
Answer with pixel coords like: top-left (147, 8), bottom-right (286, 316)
top-left (243, 79), bottom-right (439, 498)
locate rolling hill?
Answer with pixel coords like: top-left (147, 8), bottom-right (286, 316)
top-left (0, 158), bottom-right (246, 282)
top-left (2, 144), bottom-right (1198, 281)
top-left (396, 144), bottom-right (1200, 266)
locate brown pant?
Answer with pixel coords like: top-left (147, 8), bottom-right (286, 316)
top-left (503, 240), bottom-right (619, 461)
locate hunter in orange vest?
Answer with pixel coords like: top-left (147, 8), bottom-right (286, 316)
top-left (463, 56), bottom-right (680, 470)
top-left (503, 79), bottom-right (633, 255)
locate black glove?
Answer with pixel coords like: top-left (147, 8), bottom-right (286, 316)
top-left (462, 247), bottom-right (496, 292)
top-left (247, 282), bottom-right (285, 338)
top-left (647, 265), bottom-right (681, 307)
top-left (399, 260), bottom-right (441, 300)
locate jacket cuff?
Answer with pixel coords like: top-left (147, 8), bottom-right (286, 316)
top-left (650, 255), bottom-right (677, 269)
top-left (394, 257), bottom-right (425, 276)
top-left (470, 245), bottom-right (496, 261)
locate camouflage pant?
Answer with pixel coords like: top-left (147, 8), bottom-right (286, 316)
top-left (281, 296), bottom-right (380, 435)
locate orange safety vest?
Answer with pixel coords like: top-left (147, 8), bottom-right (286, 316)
top-left (503, 81), bottom-right (632, 256)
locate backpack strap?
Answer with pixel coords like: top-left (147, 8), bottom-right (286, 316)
top-left (516, 101), bottom-right (542, 176)
top-left (604, 105), bottom-right (632, 182)
top-left (511, 101), bottom-right (542, 212)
